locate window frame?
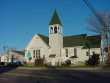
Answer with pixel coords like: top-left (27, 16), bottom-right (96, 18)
top-left (66, 49), bottom-right (68, 57)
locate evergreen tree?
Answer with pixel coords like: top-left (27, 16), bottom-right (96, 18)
top-left (86, 54), bottom-right (100, 66)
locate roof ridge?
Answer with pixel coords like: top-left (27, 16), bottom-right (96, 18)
top-left (64, 34), bottom-right (87, 38)
top-left (87, 35), bottom-right (101, 37)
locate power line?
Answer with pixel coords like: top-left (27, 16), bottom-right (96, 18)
top-left (84, 0), bottom-right (110, 64)
top-left (83, 0), bottom-right (107, 28)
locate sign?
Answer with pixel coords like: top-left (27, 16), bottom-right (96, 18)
top-left (27, 53), bottom-right (32, 58)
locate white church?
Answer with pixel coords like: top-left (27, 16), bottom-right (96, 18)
top-left (25, 10), bottom-right (102, 66)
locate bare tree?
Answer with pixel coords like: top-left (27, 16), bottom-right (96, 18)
top-left (87, 10), bottom-right (110, 64)
top-left (3, 46), bottom-right (16, 63)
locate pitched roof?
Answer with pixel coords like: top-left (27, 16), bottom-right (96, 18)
top-left (37, 34), bottom-right (49, 46)
top-left (83, 35), bottom-right (101, 49)
top-left (14, 51), bottom-right (25, 55)
top-left (37, 33), bottom-right (101, 48)
top-left (49, 9), bottom-right (62, 25)
top-left (63, 34), bottom-right (86, 47)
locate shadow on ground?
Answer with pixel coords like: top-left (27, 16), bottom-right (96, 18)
top-left (0, 66), bottom-right (17, 74)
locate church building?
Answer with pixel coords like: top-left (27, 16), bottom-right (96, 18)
top-left (25, 10), bottom-right (102, 66)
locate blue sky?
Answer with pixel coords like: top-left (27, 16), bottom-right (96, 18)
top-left (0, 0), bottom-right (110, 54)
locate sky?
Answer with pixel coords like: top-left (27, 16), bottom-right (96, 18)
top-left (0, 0), bottom-right (110, 54)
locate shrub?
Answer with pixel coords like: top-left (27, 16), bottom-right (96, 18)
top-left (65, 59), bottom-right (71, 66)
top-left (35, 58), bottom-right (44, 65)
top-left (86, 53), bottom-right (100, 66)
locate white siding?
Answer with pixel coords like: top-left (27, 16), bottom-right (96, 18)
top-left (25, 34), bottom-right (49, 63)
top-left (61, 47), bottom-right (101, 64)
top-left (49, 34), bottom-right (63, 56)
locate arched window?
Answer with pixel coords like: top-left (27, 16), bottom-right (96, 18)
top-left (50, 27), bottom-right (53, 33)
top-left (54, 27), bottom-right (57, 33)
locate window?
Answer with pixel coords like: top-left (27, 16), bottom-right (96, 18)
top-left (36, 50), bottom-right (37, 58)
top-left (33, 50), bottom-right (40, 58)
top-left (92, 51), bottom-right (95, 55)
top-left (74, 48), bottom-right (77, 56)
top-left (86, 51), bottom-right (89, 56)
top-left (66, 49), bottom-right (68, 57)
top-left (38, 50), bottom-right (40, 58)
top-left (50, 27), bottom-right (53, 34)
top-left (33, 50), bottom-right (35, 58)
top-left (86, 51), bottom-right (90, 56)
top-left (54, 27), bottom-right (57, 33)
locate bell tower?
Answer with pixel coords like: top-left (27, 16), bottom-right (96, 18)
top-left (49, 9), bottom-right (63, 56)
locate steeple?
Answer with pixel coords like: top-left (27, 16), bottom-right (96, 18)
top-left (49, 9), bottom-right (63, 61)
top-left (49, 9), bottom-right (63, 34)
top-left (49, 9), bottom-right (62, 25)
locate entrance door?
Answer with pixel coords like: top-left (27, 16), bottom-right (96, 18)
top-left (51, 58), bottom-right (55, 66)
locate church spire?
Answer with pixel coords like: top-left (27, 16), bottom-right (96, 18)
top-left (49, 9), bottom-right (62, 25)
top-left (48, 9), bottom-right (63, 34)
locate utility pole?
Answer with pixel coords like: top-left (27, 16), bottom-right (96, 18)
top-left (3, 46), bottom-right (10, 63)
top-left (83, 0), bottom-right (110, 65)
top-left (105, 10), bottom-right (110, 64)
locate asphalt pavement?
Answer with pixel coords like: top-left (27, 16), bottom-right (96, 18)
top-left (0, 67), bottom-right (110, 83)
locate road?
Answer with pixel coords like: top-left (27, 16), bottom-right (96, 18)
top-left (0, 67), bottom-right (110, 83)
